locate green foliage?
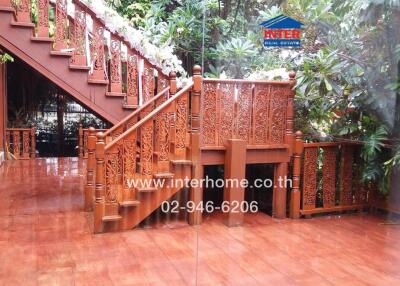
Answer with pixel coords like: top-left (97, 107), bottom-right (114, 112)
top-left (0, 53), bottom-right (13, 64)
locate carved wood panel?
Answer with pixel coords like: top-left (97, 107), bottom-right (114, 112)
top-left (140, 122), bottom-right (153, 176)
top-left (110, 38), bottom-right (122, 92)
top-left (54, 0), bottom-right (68, 51)
top-left (302, 147), bottom-right (318, 210)
top-left (37, 0), bottom-right (49, 37)
top-left (269, 86), bottom-right (288, 144)
top-left (90, 21), bottom-right (107, 80)
top-left (252, 84), bottom-right (270, 144)
top-left (70, 9), bottom-right (86, 66)
top-left (13, 131), bottom-right (20, 159)
top-left (22, 131), bottom-right (30, 158)
top-left (123, 137), bottom-right (137, 190)
top-left (236, 83), bottom-right (252, 142)
top-left (322, 147), bottom-right (337, 208)
top-left (201, 82), bottom-right (217, 146)
top-left (157, 73), bottom-right (168, 92)
top-left (218, 83), bottom-right (235, 146)
top-left (340, 146), bottom-right (354, 205)
top-left (175, 93), bottom-right (188, 151)
top-left (156, 111), bottom-right (170, 161)
top-left (105, 151), bottom-right (119, 203)
top-left (127, 53), bottom-right (138, 105)
top-left (14, 0), bottom-right (31, 22)
top-left (142, 65), bottom-right (155, 103)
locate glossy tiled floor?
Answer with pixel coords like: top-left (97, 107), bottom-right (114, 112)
top-left (1, 158), bottom-right (400, 285)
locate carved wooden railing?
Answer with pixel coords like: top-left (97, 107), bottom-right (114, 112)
top-left (91, 78), bottom-right (194, 230)
top-left (6, 0), bottom-right (169, 107)
top-left (290, 134), bottom-right (369, 218)
top-left (200, 73), bottom-right (296, 150)
top-left (5, 127), bottom-right (36, 159)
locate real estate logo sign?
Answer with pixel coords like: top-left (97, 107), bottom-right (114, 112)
top-left (260, 15), bottom-right (304, 48)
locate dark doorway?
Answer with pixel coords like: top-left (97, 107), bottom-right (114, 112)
top-left (245, 164), bottom-right (275, 216)
top-left (6, 55), bottom-right (109, 157)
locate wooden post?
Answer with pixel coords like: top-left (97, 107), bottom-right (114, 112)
top-left (274, 162), bottom-right (289, 219)
top-left (285, 71), bottom-right (296, 155)
top-left (189, 65), bottom-right (203, 225)
top-left (0, 60), bottom-right (5, 155)
top-left (94, 132), bottom-right (105, 233)
top-left (84, 127), bottom-right (96, 211)
top-left (223, 139), bottom-right (247, 226)
top-left (78, 123), bottom-right (83, 158)
top-left (290, 131), bottom-right (303, 219)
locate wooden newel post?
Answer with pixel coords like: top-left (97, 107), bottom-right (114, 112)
top-left (84, 127), bottom-right (96, 211)
top-left (94, 132), bottom-right (105, 233)
top-left (290, 131), bottom-right (303, 219)
top-left (30, 125), bottom-right (36, 159)
top-left (285, 71), bottom-right (296, 155)
top-left (169, 71), bottom-right (177, 96)
top-left (189, 65), bottom-right (203, 225)
top-left (78, 123), bottom-right (83, 158)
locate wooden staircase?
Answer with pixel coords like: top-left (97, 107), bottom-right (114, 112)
top-left (0, 0), bottom-right (170, 124)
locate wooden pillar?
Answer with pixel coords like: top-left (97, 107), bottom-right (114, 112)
top-left (84, 127), bottom-right (96, 211)
top-left (189, 65), bottom-right (203, 225)
top-left (290, 131), bottom-right (303, 218)
top-left (78, 123), bottom-right (83, 158)
top-left (223, 139), bottom-right (246, 227)
top-left (274, 162), bottom-right (288, 219)
top-left (94, 132), bottom-right (105, 233)
top-left (285, 71), bottom-right (296, 155)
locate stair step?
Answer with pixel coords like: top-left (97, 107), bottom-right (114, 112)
top-left (123, 104), bottom-right (139, 109)
top-left (50, 50), bottom-right (72, 57)
top-left (102, 215), bottom-right (122, 222)
top-left (11, 21), bottom-right (35, 28)
top-left (0, 6), bottom-right (15, 12)
top-left (88, 78), bottom-right (109, 85)
top-left (119, 200), bottom-right (141, 207)
top-left (69, 65), bottom-right (90, 71)
top-left (154, 173), bottom-right (174, 179)
top-left (171, 159), bottom-right (192, 165)
top-left (31, 36), bottom-right (53, 43)
top-left (106, 92), bottom-right (126, 97)
top-left (137, 187), bottom-right (158, 193)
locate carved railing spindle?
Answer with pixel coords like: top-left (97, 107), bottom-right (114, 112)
top-left (122, 132), bottom-right (137, 201)
top-left (142, 63), bottom-right (155, 104)
top-left (126, 53), bottom-right (139, 107)
top-left (174, 91), bottom-right (189, 160)
top-left (290, 131), bottom-right (303, 219)
top-left (13, 131), bottom-right (20, 159)
top-left (84, 127), bottom-right (96, 211)
top-left (156, 108), bottom-right (171, 173)
top-left (54, 0), bottom-right (68, 51)
top-left (340, 145), bottom-right (354, 205)
top-left (37, 0), bottom-right (50, 37)
top-left (94, 132), bottom-right (105, 233)
top-left (22, 130), bottom-right (30, 159)
top-left (286, 72), bottom-right (296, 154)
top-left (14, 0), bottom-right (31, 23)
top-left (109, 36), bottom-right (123, 95)
top-left (70, 8), bottom-right (87, 67)
top-left (140, 120), bottom-right (154, 178)
top-left (30, 126), bottom-right (36, 158)
top-left (322, 146), bottom-right (337, 208)
top-left (78, 123), bottom-right (83, 158)
top-left (89, 20), bottom-right (107, 82)
top-left (302, 146), bottom-right (318, 210)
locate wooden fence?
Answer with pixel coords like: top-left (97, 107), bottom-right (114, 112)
top-left (5, 127), bottom-right (36, 159)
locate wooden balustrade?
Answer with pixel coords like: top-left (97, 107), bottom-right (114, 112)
top-left (5, 127), bottom-right (36, 159)
top-left (200, 75), bottom-right (296, 149)
top-left (291, 140), bottom-right (369, 217)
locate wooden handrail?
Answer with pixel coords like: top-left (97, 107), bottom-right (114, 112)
top-left (102, 86), bottom-right (170, 138)
top-left (303, 141), bottom-right (363, 148)
top-left (203, 77), bottom-right (295, 86)
top-left (104, 80), bottom-right (194, 151)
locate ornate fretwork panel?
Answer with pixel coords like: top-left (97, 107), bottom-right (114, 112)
top-left (127, 54), bottom-right (138, 104)
top-left (105, 151), bottom-right (119, 203)
top-left (38, 0), bottom-right (49, 28)
top-left (142, 66), bottom-right (155, 103)
top-left (269, 86), bottom-right (288, 144)
top-left (156, 111), bottom-right (170, 161)
top-left (110, 39), bottom-right (121, 84)
top-left (157, 73), bottom-right (168, 92)
top-left (70, 9), bottom-right (86, 65)
top-left (123, 138), bottom-right (137, 189)
top-left (252, 84), bottom-right (270, 144)
top-left (218, 83), bottom-right (235, 146)
top-left (54, 0), bottom-right (68, 51)
top-left (175, 94), bottom-right (188, 149)
top-left (340, 146), bottom-right (354, 205)
top-left (302, 147), bottom-right (318, 210)
top-left (322, 147), bottom-right (337, 208)
top-left (236, 83), bottom-right (252, 142)
top-left (90, 22), bottom-right (107, 80)
top-left (201, 82), bottom-right (217, 146)
top-left (140, 123), bottom-right (153, 176)
top-left (22, 131), bottom-right (30, 158)
top-left (13, 131), bottom-right (20, 157)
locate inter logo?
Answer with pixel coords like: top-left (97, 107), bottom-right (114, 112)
top-left (260, 15), bottom-right (304, 48)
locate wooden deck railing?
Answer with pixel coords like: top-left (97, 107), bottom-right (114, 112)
top-left (78, 125), bottom-right (107, 159)
top-left (200, 74), bottom-right (296, 150)
top-left (5, 127), bottom-right (36, 159)
top-left (290, 132), bottom-right (369, 218)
